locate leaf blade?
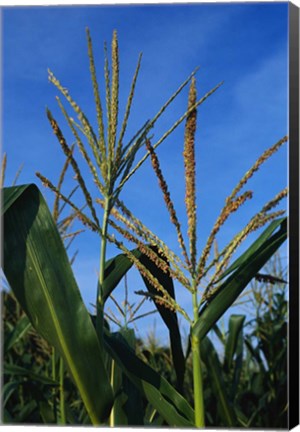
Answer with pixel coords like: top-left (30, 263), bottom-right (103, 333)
top-left (104, 331), bottom-right (195, 427)
top-left (201, 337), bottom-right (237, 426)
top-left (4, 314), bottom-right (31, 354)
top-left (2, 184), bottom-right (113, 424)
top-left (103, 246), bottom-right (186, 392)
top-left (194, 218), bottom-right (287, 340)
top-left (224, 314), bottom-right (246, 372)
top-left (139, 246), bottom-right (186, 392)
top-left (215, 217), bottom-right (286, 282)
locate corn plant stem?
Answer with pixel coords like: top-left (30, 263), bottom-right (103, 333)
top-left (52, 347), bottom-right (58, 423)
top-left (109, 359), bottom-right (116, 427)
top-left (97, 196), bottom-right (114, 426)
top-left (97, 197), bottom-right (119, 425)
top-left (52, 347), bottom-right (56, 380)
top-left (59, 357), bottom-right (66, 425)
top-left (192, 288), bottom-right (205, 428)
top-left (96, 196), bottom-right (111, 344)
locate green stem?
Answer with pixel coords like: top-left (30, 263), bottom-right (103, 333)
top-left (96, 196), bottom-right (111, 343)
top-left (95, 194), bottom-right (114, 425)
top-left (59, 357), bottom-right (66, 425)
top-left (109, 359), bottom-right (116, 427)
top-left (52, 347), bottom-right (57, 423)
top-left (52, 347), bottom-right (56, 380)
top-left (192, 289), bottom-right (205, 428)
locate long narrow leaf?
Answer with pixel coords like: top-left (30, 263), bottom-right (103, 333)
top-left (103, 249), bottom-right (141, 301)
top-left (201, 337), bottom-right (237, 426)
top-left (14, 400), bottom-right (37, 423)
top-left (104, 331), bottom-right (194, 427)
top-left (103, 247), bottom-right (185, 392)
top-left (139, 246), bottom-right (185, 392)
top-left (224, 315), bottom-right (245, 372)
top-left (3, 381), bottom-right (20, 407)
top-left (2, 184), bottom-right (113, 424)
top-left (110, 328), bottom-right (145, 426)
top-left (244, 338), bottom-right (266, 373)
top-left (215, 217), bottom-right (286, 282)
top-left (4, 314), bottom-right (31, 354)
top-left (4, 363), bottom-right (58, 386)
top-left (231, 318), bottom-right (245, 397)
top-left (193, 218), bottom-right (287, 340)
top-left (2, 184), bottom-right (28, 214)
top-left (38, 400), bottom-right (57, 424)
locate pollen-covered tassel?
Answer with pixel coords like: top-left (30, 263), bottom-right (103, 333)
top-left (261, 188), bottom-right (288, 212)
top-left (35, 172), bottom-right (100, 233)
top-left (48, 69), bottom-right (98, 147)
top-left (183, 77), bottom-right (197, 274)
top-left (53, 143), bottom-right (75, 223)
top-left (86, 28), bottom-right (106, 162)
top-left (46, 109), bottom-right (100, 229)
top-left (108, 217), bottom-right (191, 290)
top-left (202, 194), bottom-right (287, 300)
top-left (227, 136), bottom-right (288, 204)
top-left (110, 30), bottom-right (119, 155)
top-left (55, 96), bottom-right (105, 195)
top-left (106, 232), bottom-right (191, 323)
top-left (112, 198), bottom-right (192, 282)
top-left (145, 139), bottom-right (191, 270)
top-left (1, 153), bottom-right (7, 188)
top-left (196, 190), bottom-right (253, 287)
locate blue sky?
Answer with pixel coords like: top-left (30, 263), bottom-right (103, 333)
top-left (2, 3), bottom-right (288, 344)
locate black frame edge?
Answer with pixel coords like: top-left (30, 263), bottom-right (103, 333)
top-left (289, 1), bottom-right (300, 430)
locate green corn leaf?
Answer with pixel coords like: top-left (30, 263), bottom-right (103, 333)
top-left (3, 363), bottom-right (59, 386)
top-left (3, 381), bottom-right (20, 407)
top-left (103, 249), bottom-right (141, 301)
top-left (138, 246), bottom-right (185, 392)
top-left (193, 218), bottom-right (287, 341)
top-left (2, 184), bottom-right (113, 425)
top-left (38, 400), bottom-right (57, 424)
top-left (231, 317), bottom-right (245, 397)
top-left (215, 217), bottom-right (286, 282)
top-left (2, 183), bottom-right (28, 213)
top-left (4, 314), bottom-right (31, 354)
top-left (3, 408), bottom-right (13, 424)
top-left (109, 328), bottom-right (145, 426)
top-left (201, 337), bottom-right (237, 426)
top-left (104, 331), bottom-right (195, 427)
top-left (103, 246), bottom-right (185, 392)
top-left (224, 315), bottom-right (245, 372)
top-left (14, 400), bottom-right (38, 423)
top-left (244, 337), bottom-right (266, 373)
top-left (212, 323), bottom-right (226, 345)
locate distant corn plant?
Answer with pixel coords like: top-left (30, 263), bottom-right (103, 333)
top-left (2, 29), bottom-right (288, 427)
